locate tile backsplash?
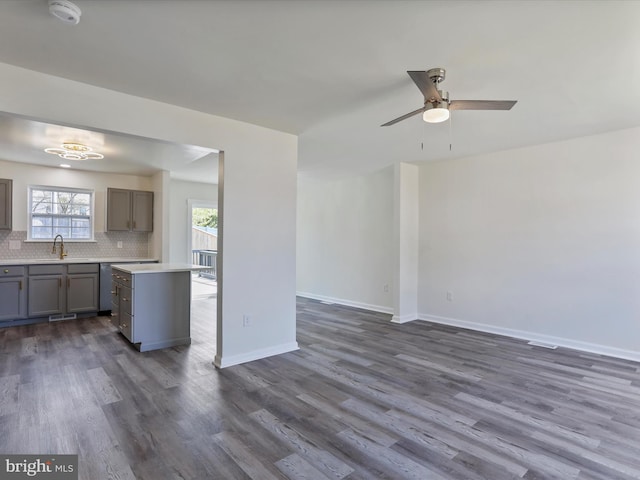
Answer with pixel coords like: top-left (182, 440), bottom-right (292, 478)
top-left (0, 231), bottom-right (151, 260)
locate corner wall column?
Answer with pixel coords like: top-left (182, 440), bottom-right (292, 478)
top-left (392, 162), bottom-right (419, 323)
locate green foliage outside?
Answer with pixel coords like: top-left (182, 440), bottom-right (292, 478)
top-left (193, 208), bottom-right (218, 228)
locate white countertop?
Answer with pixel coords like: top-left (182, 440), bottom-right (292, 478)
top-left (112, 263), bottom-right (209, 274)
top-left (0, 258), bottom-right (158, 266)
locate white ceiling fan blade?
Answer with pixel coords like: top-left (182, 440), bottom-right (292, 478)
top-left (449, 100), bottom-right (517, 111)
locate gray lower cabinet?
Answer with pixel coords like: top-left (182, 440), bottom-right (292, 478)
top-left (111, 267), bottom-right (190, 351)
top-left (28, 264), bottom-right (99, 318)
top-left (0, 266), bottom-right (26, 321)
top-left (67, 264), bottom-right (99, 313)
top-left (28, 273), bottom-right (65, 316)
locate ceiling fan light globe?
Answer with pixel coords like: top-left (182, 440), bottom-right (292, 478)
top-left (423, 104), bottom-right (450, 123)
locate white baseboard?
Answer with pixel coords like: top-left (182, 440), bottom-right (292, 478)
top-left (214, 341), bottom-right (299, 369)
top-left (391, 313), bottom-right (418, 324)
top-left (296, 291), bottom-right (393, 315)
top-left (418, 313), bottom-right (640, 363)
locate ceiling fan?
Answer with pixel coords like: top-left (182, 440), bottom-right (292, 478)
top-left (381, 68), bottom-right (517, 127)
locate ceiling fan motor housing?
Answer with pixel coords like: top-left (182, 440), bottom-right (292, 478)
top-left (427, 67), bottom-right (446, 84)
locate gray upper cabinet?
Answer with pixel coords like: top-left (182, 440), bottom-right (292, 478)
top-left (106, 188), bottom-right (153, 232)
top-left (0, 179), bottom-right (12, 230)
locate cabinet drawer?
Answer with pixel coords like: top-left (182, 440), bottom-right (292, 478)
top-left (29, 265), bottom-right (64, 275)
top-left (112, 270), bottom-right (132, 286)
top-left (118, 312), bottom-right (133, 342)
top-left (67, 263), bottom-right (99, 274)
top-left (119, 286), bottom-right (132, 316)
top-left (110, 308), bottom-right (119, 328)
top-left (1, 266), bottom-right (25, 277)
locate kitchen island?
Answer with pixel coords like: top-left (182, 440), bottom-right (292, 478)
top-left (111, 263), bottom-right (207, 352)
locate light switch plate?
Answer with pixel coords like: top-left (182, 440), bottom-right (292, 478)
top-left (9, 240), bottom-right (21, 250)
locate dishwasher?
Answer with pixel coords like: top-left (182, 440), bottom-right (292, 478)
top-left (98, 263), bottom-right (113, 314)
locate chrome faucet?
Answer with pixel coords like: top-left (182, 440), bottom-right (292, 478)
top-left (52, 234), bottom-right (67, 260)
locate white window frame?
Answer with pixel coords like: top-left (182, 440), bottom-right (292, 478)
top-left (27, 185), bottom-right (95, 242)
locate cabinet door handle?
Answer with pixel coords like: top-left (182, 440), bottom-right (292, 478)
top-left (3, 269), bottom-right (8, 274)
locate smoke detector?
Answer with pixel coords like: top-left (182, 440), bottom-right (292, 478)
top-left (48, 0), bottom-right (81, 25)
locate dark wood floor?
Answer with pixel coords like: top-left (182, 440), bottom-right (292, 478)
top-left (1, 294), bottom-right (640, 479)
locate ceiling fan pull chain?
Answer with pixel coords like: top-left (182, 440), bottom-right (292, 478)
top-left (449, 114), bottom-right (453, 151)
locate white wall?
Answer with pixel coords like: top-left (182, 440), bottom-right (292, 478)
top-left (0, 62), bottom-right (298, 368)
top-left (419, 126), bottom-right (640, 359)
top-left (297, 166), bottom-right (394, 312)
top-left (0, 158), bottom-right (152, 231)
top-left (169, 179), bottom-right (218, 264)
top-left (149, 170), bottom-right (170, 262)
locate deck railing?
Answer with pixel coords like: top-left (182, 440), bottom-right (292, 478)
top-left (192, 249), bottom-right (217, 280)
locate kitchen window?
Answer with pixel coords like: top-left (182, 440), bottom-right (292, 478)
top-left (28, 186), bottom-right (95, 241)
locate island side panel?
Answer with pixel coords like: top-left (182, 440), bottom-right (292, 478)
top-left (130, 270), bottom-right (191, 351)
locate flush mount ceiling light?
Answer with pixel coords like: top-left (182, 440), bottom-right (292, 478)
top-left (48, 0), bottom-right (81, 25)
top-left (45, 142), bottom-right (104, 161)
top-left (422, 102), bottom-right (450, 123)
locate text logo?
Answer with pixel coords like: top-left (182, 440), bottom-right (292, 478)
top-left (0, 455), bottom-right (77, 479)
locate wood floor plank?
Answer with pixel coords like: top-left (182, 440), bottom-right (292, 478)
top-left (213, 431), bottom-right (286, 480)
top-left (275, 453), bottom-right (334, 480)
top-left (250, 408), bottom-right (354, 478)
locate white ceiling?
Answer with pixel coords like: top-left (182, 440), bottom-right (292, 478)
top-left (0, 112), bottom-right (218, 182)
top-left (0, 0), bottom-right (638, 181)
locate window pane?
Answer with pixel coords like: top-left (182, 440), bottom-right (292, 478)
top-left (70, 228), bottom-right (90, 239)
top-left (32, 202), bottom-right (52, 214)
top-left (32, 190), bottom-right (52, 203)
top-left (32, 226), bottom-right (52, 239)
top-left (32, 215), bottom-right (52, 227)
top-left (54, 217), bottom-right (71, 228)
top-left (53, 227), bottom-right (71, 238)
top-left (68, 205), bottom-right (90, 215)
top-left (72, 218), bottom-right (90, 228)
top-left (74, 193), bottom-right (90, 205)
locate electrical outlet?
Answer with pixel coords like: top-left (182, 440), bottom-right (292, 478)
top-left (117, 241), bottom-right (123, 248)
top-left (243, 315), bottom-right (251, 327)
top-left (383, 284), bottom-right (389, 293)
top-left (446, 291), bottom-right (453, 301)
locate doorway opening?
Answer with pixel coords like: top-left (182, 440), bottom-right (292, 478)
top-left (188, 201), bottom-right (217, 293)
top-left (188, 200), bottom-right (217, 347)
